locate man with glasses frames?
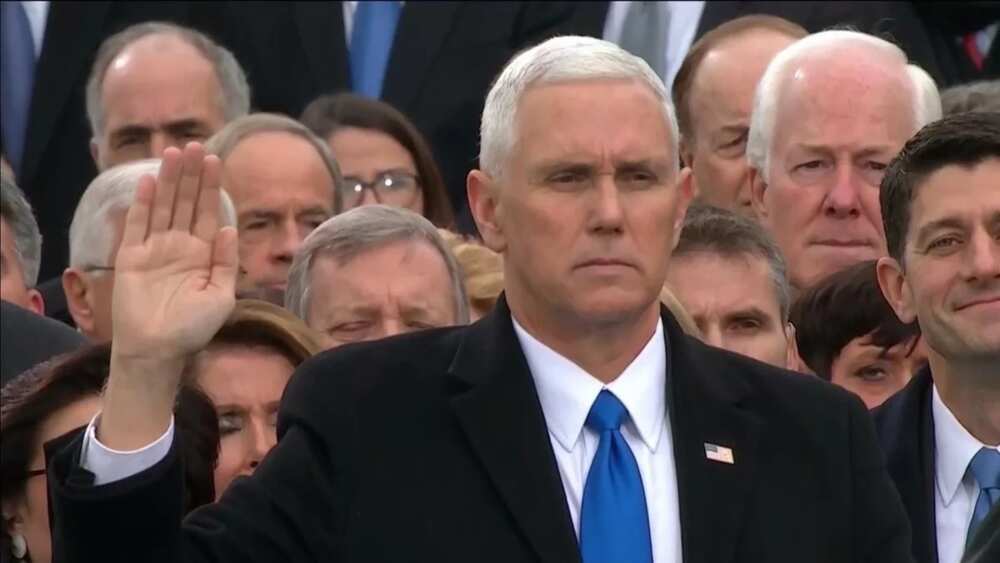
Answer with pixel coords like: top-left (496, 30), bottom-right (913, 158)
top-left (61, 159), bottom-right (236, 341)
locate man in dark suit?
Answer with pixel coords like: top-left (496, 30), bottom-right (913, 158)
top-left (0, 299), bottom-right (85, 385)
top-left (212, 1), bottom-right (575, 235)
top-left (873, 112), bottom-right (1000, 563)
top-left (567, 1), bottom-right (947, 86)
top-left (48, 37), bottom-right (912, 563)
top-left (0, 2), bottom-right (224, 286)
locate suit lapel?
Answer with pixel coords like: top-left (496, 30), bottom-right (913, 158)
top-left (664, 312), bottom-right (763, 563)
top-left (449, 297), bottom-right (581, 563)
top-left (294, 2), bottom-right (350, 94)
top-left (883, 368), bottom-right (939, 563)
top-left (21, 2), bottom-right (112, 188)
top-left (381, 1), bottom-right (461, 111)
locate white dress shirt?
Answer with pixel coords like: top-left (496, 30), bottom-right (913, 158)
top-left (20, 1), bottom-right (49, 57)
top-left (513, 316), bottom-right (682, 563)
top-left (932, 385), bottom-right (1000, 563)
top-left (602, 1), bottom-right (706, 87)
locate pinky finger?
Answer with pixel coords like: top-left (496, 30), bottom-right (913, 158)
top-left (120, 175), bottom-right (156, 248)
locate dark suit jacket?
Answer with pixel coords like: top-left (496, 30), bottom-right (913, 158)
top-left (914, 3), bottom-right (1000, 86)
top-left (872, 367), bottom-right (938, 563)
top-left (4, 2), bottom-right (224, 285)
top-left (0, 299), bottom-right (85, 384)
top-left (566, 1), bottom-right (947, 85)
top-left (214, 2), bottom-right (574, 235)
top-left (49, 297), bottom-right (913, 562)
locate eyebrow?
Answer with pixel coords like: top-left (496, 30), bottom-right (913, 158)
top-left (296, 207), bottom-right (332, 219)
top-left (723, 306), bottom-right (776, 324)
top-left (792, 143), bottom-right (895, 157)
top-left (914, 216), bottom-right (967, 244)
top-left (239, 210), bottom-right (282, 223)
top-left (110, 119), bottom-right (207, 139)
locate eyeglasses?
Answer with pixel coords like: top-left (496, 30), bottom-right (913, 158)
top-left (340, 171), bottom-right (420, 206)
top-left (81, 265), bottom-right (115, 273)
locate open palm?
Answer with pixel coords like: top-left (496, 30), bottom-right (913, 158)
top-left (111, 143), bottom-right (239, 362)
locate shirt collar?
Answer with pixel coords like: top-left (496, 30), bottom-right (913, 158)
top-left (932, 384), bottom-right (993, 507)
top-left (512, 315), bottom-right (667, 454)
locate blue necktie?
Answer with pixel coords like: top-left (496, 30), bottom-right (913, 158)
top-left (967, 447), bottom-right (1000, 546)
top-left (350, 1), bottom-right (402, 99)
top-left (1, 1), bottom-right (37, 178)
top-left (579, 390), bottom-right (653, 563)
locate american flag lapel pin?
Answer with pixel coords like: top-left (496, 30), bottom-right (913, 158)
top-left (704, 442), bottom-right (735, 464)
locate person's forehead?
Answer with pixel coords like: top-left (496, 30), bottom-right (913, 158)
top-left (224, 134), bottom-right (334, 205)
top-left (513, 79), bottom-right (673, 159)
top-left (908, 160), bottom-right (1000, 231)
top-left (310, 240), bottom-right (451, 303)
top-left (197, 348), bottom-right (292, 400)
top-left (103, 39), bottom-right (221, 121)
top-left (669, 251), bottom-right (782, 315)
top-left (692, 30), bottom-right (798, 122)
top-left (773, 61), bottom-right (914, 147)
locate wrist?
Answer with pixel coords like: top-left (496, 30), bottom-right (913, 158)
top-left (98, 353), bottom-right (186, 450)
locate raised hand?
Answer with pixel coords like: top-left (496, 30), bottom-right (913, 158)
top-left (100, 143), bottom-right (239, 450)
top-left (111, 143), bottom-right (238, 361)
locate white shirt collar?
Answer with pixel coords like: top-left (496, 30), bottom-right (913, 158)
top-left (932, 384), bottom-right (995, 507)
top-left (512, 315), bottom-right (667, 454)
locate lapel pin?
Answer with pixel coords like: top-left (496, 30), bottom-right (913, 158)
top-left (704, 442), bottom-right (735, 464)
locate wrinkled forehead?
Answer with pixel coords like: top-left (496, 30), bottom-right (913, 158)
top-left (512, 79), bottom-right (677, 162)
top-left (774, 55), bottom-right (916, 138)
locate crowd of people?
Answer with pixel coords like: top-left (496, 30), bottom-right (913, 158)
top-left (1, 2), bottom-right (998, 563)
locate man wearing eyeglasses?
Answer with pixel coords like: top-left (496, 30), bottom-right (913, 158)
top-left (61, 159), bottom-right (237, 341)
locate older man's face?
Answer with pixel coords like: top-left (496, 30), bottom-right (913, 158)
top-left (93, 33), bottom-right (227, 170)
top-left (305, 239), bottom-right (458, 349)
top-left (475, 79), bottom-right (692, 330)
top-left (753, 58), bottom-right (914, 289)
top-left (222, 132), bottom-right (336, 292)
top-left (684, 29), bottom-right (798, 215)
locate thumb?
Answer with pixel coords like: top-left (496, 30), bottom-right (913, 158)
top-left (210, 226), bottom-right (240, 292)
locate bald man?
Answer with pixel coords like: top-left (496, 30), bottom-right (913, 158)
top-left (672, 15), bottom-right (806, 215)
top-left (86, 21), bottom-right (249, 170)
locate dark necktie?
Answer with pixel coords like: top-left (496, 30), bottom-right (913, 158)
top-left (579, 390), bottom-right (653, 563)
top-left (1, 1), bottom-right (37, 177)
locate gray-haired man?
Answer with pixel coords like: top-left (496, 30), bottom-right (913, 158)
top-left (285, 204), bottom-right (469, 349)
top-left (0, 174), bottom-right (44, 314)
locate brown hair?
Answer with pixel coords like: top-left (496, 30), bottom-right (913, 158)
top-left (300, 93), bottom-right (455, 229)
top-left (1, 344), bottom-right (220, 559)
top-left (672, 15), bottom-right (807, 144)
top-left (438, 230), bottom-right (504, 315)
top-left (187, 300), bottom-right (324, 380)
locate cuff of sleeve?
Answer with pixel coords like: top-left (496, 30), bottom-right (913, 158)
top-left (80, 413), bottom-right (175, 486)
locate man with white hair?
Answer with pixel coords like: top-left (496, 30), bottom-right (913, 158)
top-left (0, 174), bottom-right (44, 314)
top-left (285, 205), bottom-right (469, 349)
top-left (747, 30), bottom-right (942, 291)
top-left (60, 158), bottom-right (236, 341)
top-left (49, 38), bottom-right (911, 563)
